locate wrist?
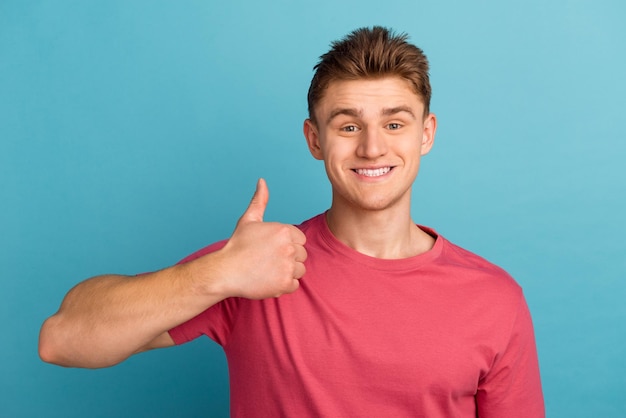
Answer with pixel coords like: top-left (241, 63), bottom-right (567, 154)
top-left (175, 250), bottom-right (233, 301)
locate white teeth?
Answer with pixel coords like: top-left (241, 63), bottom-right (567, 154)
top-left (355, 167), bottom-right (391, 177)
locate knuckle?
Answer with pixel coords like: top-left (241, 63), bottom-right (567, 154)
top-left (284, 245), bottom-right (296, 258)
top-left (276, 224), bottom-right (292, 237)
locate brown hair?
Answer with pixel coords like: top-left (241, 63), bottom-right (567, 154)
top-left (307, 26), bottom-right (431, 123)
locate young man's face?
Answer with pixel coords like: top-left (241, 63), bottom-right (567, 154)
top-left (304, 76), bottom-right (436, 213)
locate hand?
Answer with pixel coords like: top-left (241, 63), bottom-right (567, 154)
top-left (215, 179), bottom-right (307, 299)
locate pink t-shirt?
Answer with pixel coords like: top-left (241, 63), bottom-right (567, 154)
top-left (169, 214), bottom-right (544, 417)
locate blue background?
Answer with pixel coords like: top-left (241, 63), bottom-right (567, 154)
top-left (1, 0), bottom-right (624, 416)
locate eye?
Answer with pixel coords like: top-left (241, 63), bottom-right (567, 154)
top-left (341, 125), bottom-right (359, 132)
top-left (387, 123), bottom-right (402, 130)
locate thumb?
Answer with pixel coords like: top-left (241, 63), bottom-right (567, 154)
top-left (239, 178), bottom-right (269, 224)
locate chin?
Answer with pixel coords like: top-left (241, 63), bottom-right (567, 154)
top-left (333, 187), bottom-right (409, 213)
top-left (350, 196), bottom-right (399, 212)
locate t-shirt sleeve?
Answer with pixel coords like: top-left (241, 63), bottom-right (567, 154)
top-left (476, 292), bottom-right (545, 417)
top-left (167, 239), bottom-right (239, 347)
top-left (168, 297), bottom-right (239, 347)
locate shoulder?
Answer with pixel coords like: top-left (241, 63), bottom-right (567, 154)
top-left (433, 230), bottom-right (523, 298)
top-left (295, 213), bottom-right (325, 234)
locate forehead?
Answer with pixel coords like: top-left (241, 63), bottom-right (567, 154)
top-left (313, 76), bottom-right (424, 122)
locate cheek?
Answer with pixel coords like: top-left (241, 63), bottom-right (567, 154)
top-left (321, 140), bottom-right (352, 163)
top-left (323, 155), bottom-right (342, 178)
top-left (399, 139), bottom-right (423, 157)
top-left (321, 146), bottom-right (351, 183)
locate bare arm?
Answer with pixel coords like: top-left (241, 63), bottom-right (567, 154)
top-left (39, 179), bottom-right (306, 368)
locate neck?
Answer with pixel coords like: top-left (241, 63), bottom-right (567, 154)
top-left (326, 201), bottom-right (434, 259)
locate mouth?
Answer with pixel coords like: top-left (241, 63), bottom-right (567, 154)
top-left (352, 166), bottom-right (393, 177)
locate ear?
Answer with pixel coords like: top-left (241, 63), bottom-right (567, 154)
top-left (420, 113), bottom-right (437, 156)
top-left (303, 119), bottom-right (324, 160)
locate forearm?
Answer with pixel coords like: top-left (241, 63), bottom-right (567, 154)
top-left (39, 179), bottom-right (307, 368)
top-left (39, 257), bottom-right (225, 368)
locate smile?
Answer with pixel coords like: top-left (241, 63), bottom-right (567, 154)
top-left (354, 167), bottom-right (392, 177)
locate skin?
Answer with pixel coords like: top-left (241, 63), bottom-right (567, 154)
top-left (304, 76), bottom-right (437, 259)
top-left (38, 179), bottom-right (307, 367)
top-left (39, 75), bottom-right (436, 368)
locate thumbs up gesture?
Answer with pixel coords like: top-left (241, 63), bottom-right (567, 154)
top-left (215, 179), bottom-right (307, 300)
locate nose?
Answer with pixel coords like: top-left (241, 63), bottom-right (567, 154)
top-left (356, 127), bottom-right (388, 159)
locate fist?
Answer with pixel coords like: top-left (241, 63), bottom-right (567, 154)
top-left (216, 179), bottom-right (307, 299)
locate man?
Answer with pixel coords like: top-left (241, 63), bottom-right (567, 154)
top-left (39, 26), bottom-right (544, 416)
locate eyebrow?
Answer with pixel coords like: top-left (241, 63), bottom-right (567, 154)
top-left (326, 108), bottom-right (362, 124)
top-left (326, 106), bottom-right (416, 124)
top-left (381, 106), bottom-right (416, 119)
